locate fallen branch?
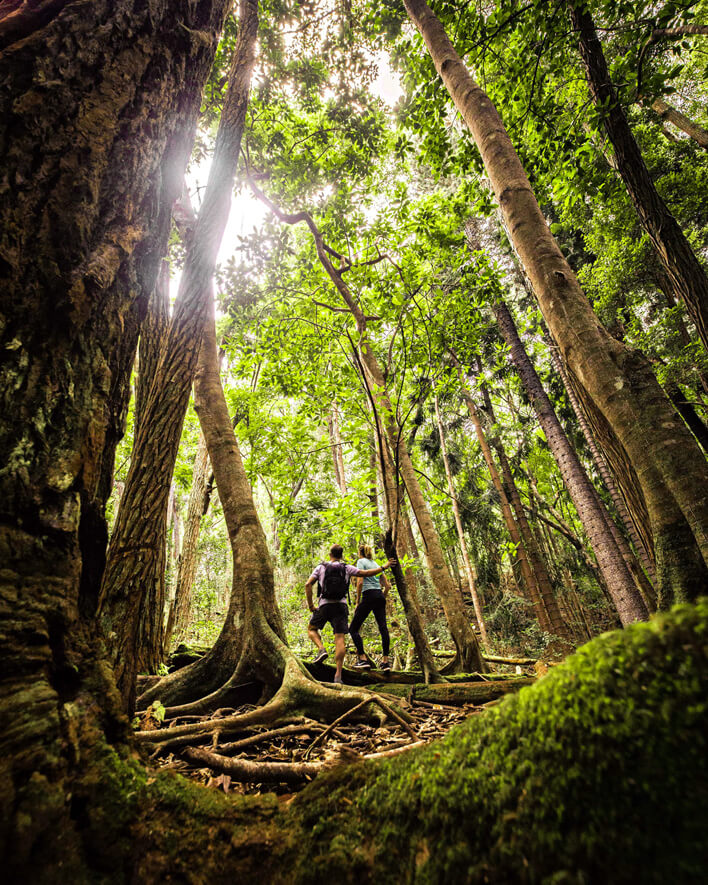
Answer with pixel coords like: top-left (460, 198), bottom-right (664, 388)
top-left (374, 678), bottom-right (535, 706)
top-left (363, 741), bottom-right (427, 760)
top-left (482, 655), bottom-right (538, 666)
top-left (432, 651), bottom-right (538, 667)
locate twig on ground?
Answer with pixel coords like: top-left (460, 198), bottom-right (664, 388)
top-left (305, 698), bottom-right (372, 758)
top-left (371, 695), bottom-right (418, 741)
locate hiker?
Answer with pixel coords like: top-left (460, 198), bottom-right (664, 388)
top-left (349, 544), bottom-right (392, 671)
top-left (305, 544), bottom-right (395, 684)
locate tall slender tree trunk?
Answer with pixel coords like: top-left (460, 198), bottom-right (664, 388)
top-left (359, 350), bottom-right (484, 671)
top-left (368, 429), bottom-right (382, 533)
top-left (664, 382), bottom-right (708, 454)
top-left (99, 0), bottom-right (261, 713)
top-left (567, 1), bottom-right (708, 352)
top-left (490, 296), bottom-right (647, 625)
top-left (327, 399), bottom-right (348, 495)
top-left (434, 396), bottom-right (488, 645)
top-left (649, 97), bottom-right (708, 149)
top-left (404, 0), bottom-right (708, 601)
top-left (165, 429), bottom-right (210, 648)
top-left (193, 295), bottom-right (289, 688)
top-left (453, 359), bottom-right (550, 628)
top-left (545, 335), bottom-right (658, 586)
top-left (0, 0), bottom-right (232, 868)
top-left (375, 409), bottom-right (443, 682)
top-left (477, 379), bottom-right (571, 639)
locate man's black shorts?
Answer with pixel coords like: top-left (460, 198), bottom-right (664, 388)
top-left (309, 602), bottom-right (349, 634)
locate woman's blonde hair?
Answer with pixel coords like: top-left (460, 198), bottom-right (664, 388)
top-left (358, 543), bottom-right (373, 559)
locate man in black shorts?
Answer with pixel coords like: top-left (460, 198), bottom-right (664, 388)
top-left (305, 544), bottom-right (395, 684)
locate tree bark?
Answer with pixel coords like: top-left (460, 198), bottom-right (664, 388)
top-left (454, 360), bottom-right (550, 628)
top-left (134, 259), bottom-right (170, 433)
top-left (164, 429), bottom-right (210, 648)
top-left (404, 0), bottom-right (708, 602)
top-left (664, 382), bottom-right (708, 454)
top-left (0, 0), bottom-right (232, 868)
top-left (98, 0), bottom-right (262, 714)
top-left (434, 396), bottom-right (488, 645)
top-left (650, 97), bottom-right (708, 149)
top-left (327, 398), bottom-right (348, 495)
top-left (567, 1), bottom-right (708, 353)
top-left (374, 407), bottom-right (443, 683)
top-left (545, 333), bottom-right (658, 587)
top-left (490, 296), bottom-right (647, 625)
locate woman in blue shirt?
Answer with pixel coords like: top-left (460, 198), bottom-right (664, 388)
top-left (348, 544), bottom-right (391, 670)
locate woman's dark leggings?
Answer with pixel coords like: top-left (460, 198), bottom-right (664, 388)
top-left (349, 592), bottom-right (390, 656)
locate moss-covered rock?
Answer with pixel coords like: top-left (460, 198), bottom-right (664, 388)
top-left (290, 601), bottom-right (708, 883)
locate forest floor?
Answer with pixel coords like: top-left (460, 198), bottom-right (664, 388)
top-left (138, 652), bottom-right (541, 798)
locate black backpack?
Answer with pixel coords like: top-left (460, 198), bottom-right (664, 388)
top-left (318, 561), bottom-right (350, 601)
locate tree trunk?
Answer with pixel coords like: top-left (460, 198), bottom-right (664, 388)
top-left (375, 411), bottom-right (443, 683)
top-left (164, 429), bottom-right (210, 648)
top-left (368, 428), bottom-right (382, 533)
top-left (434, 395), bottom-right (488, 645)
top-left (502, 449), bottom-right (568, 633)
top-left (98, 0), bottom-right (262, 714)
top-left (650, 97), bottom-right (708, 149)
top-left (490, 296), bottom-right (647, 625)
top-left (0, 0), bottom-right (232, 868)
top-left (454, 361), bottom-right (550, 629)
top-left (567, 1), bottom-right (708, 353)
top-left (545, 333), bottom-right (658, 587)
top-left (134, 259), bottom-right (170, 433)
top-left (664, 382), bottom-right (708, 454)
top-left (360, 349), bottom-right (484, 672)
top-left (404, 0), bottom-right (708, 602)
top-left (327, 398), bottom-right (348, 495)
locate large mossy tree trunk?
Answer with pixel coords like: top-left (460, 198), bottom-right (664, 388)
top-left (0, 0), bottom-right (232, 870)
top-left (403, 0), bottom-right (708, 602)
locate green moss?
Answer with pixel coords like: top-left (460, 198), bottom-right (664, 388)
top-left (290, 601), bottom-right (708, 883)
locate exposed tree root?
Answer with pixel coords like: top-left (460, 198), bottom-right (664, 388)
top-left (218, 722), bottom-right (327, 755)
top-left (137, 656), bottom-right (414, 761)
top-left (183, 747), bottom-right (330, 783)
top-left (183, 738), bottom-right (429, 783)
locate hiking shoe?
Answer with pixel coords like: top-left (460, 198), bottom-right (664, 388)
top-left (380, 660), bottom-right (392, 671)
top-left (313, 649), bottom-right (328, 665)
top-left (354, 659), bottom-right (372, 670)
